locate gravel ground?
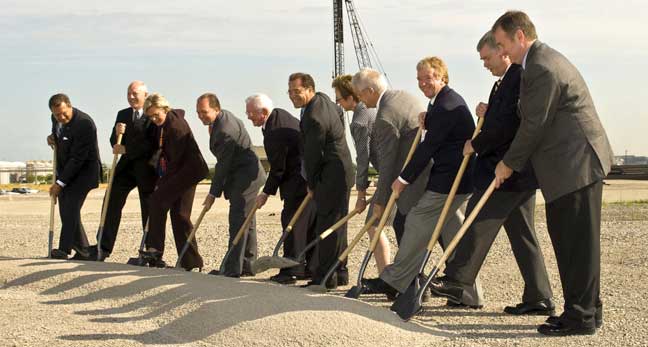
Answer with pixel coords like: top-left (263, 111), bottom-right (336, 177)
top-left (1, 181), bottom-right (647, 346)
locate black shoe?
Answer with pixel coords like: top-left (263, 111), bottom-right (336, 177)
top-left (71, 246), bottom-right (91, 261)
top-left (428, 276), bottom-right (463, 303)
top-left (336, 271), bottom-right (349, 286)
top-left (88, 245), bottom-right (109, 261)
top-left (293, 271), bottom-right (312, 281)
top-left (504, 299), bottom-right (555, 316)
top-left (546, 314), bottom-right (602, 329)
top-left (270, 272), bottom-right (297, 285)
top-left (538, 322), bottom-right (596, 336)
top-left (446, 300), bottom-right (484, 309)
top-left (361, 278), bottom-right (398, 300)
top-left (139, 250), bottom-right (166, 268)
top-left (50, 249), bottom-right (69, 260)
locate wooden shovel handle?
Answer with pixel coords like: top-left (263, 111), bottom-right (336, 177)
top-left (99, 133), bottom-right (124, 227)
top-left (233, 206), bottom-right (258, 245)
top-left (319, 196), bottom-right (374, 240)
top-left (369, 127), bottom-right (423, 251)
top-left (285, 193), bottom-right (312, 233)
top-left (424, 117), bottom-right (485, 252)
top-left (339, 213), bottom-right (379, 261)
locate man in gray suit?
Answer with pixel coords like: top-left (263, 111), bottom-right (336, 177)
top-left (492, 11), bottom-right (614, 336)
top-left (197, 93), bottom-right (266, 277)
top-left (360, 62), bottom-right (484, 308)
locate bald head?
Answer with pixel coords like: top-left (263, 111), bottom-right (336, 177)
top-left (127, 80), bottom-right (148, 109)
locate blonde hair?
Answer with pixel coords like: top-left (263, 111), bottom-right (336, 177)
top-left (144, 93), bottom-right (171, 113)
top-left (416, 56), bottom-right (450, 85)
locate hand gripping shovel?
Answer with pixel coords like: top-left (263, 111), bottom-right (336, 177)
top-left (216, 206), bottom-right (258, 275)
top-left (96, 131), bottom-right (124, 260)
top-left (251, 195), bottom-right (372, 275)
top-left (249, 193), bottom-right (312, 274)
top-left (391, 179), bottom-right (496, 320)
top-left (47, 144), bottom-right (57, 258)
top-left (126, 219), bottom-right (150, 265)
top-left (345, 127), bottom-right (423, 299)
top-left (390, 117), bottom-right (485, 319)
top-left (174, 203), bottom-right (209, 269)
top-left (308, 213), bottom-right (380, 293)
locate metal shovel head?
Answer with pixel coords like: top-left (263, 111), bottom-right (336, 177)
top-left (344, 285), bottom-right (365, 299)
top-left (249, 256), bottom-right (300, 274)
top-left (390, 279), bottom-right (422, 321)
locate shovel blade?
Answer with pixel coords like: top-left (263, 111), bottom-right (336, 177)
top-left (344, 285), bottom-right (364, 299)
top-left (250, 256), bottom-right (300, 274)
top-left (390, 280), bottom-right (423, 321)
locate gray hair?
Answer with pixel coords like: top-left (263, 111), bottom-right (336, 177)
top-left (477, 30), bottom-right (498, 51)
top-left (245, 93), bottom-right (274, 113)
top-left (129, 80), bottom-right (148, 93)
top-left (351, 68), bottom-right (388, 94)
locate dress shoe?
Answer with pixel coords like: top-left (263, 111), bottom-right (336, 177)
top-left (50, 249), bottom-right (69, 260)
top-left (361, 278), bottom-right (398, 300)
top-left (87, 245), bottom-right (109, 261)
top-left (336, 271), bottom-right (349, 286)
top-left (71, 246), bottom-right (91, 261)
top-left (270, 272), bottom-right (297, 285)
top-left (300, 274), bottom-right (338, 289)
top-left (139, 250), bottom-right (166, 268)
top-left (546, 314), bottom-right (602, 329)
top-left (446, 300), bottom-right (484, 309)
top-left (504, 299), bottom-right (555, 316)
top-left (428, 276), bottom-right (463, 304)
top-left (293, 270), bottom-right (312, 281)
top-left (537, 322), bottom-right (596, 336)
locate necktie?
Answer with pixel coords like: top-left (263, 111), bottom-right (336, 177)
top-left (493, 79), bottom-right (502, 94)
top-left (133, 110), bottom-right (140, 122)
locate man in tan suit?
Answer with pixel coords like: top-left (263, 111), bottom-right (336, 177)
top-left (492, 11), bottom-right (614, 336)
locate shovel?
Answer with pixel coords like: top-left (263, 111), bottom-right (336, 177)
top-left (391, 179), bottom-right (496, 321)
top-left (248, 193), bottom-right (312, 274)
top-left (252, 196), bottom-right (373, 275)
top-left (47, 144), bottom-right (57, 258)
top-left (96, 131), bottom-right (124, 260)
top-left (390, 117), bottom-right (485, 318)
top-left (216, 205), bottom-right (258, 275)
top-left (126, 219), bottom-right (149, 266)
top-left (174, 203), bottom-right (209, 269)
top-left (345, 127), bottom-right (423, 299)
top-left (308, 213), bottom-right (380, 293)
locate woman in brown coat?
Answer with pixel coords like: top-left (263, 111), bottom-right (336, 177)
top-left (141, 93), bottom-right (208, 270)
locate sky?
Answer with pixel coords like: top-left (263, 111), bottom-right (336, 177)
top-left (1, 0), bottom-right (647, 163)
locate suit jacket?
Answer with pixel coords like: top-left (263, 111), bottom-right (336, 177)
top-left (350, 102), bottom-right (378, 192)
top-left (51, 108), bottom-right (101, 190)
top-left (471, 64), bottom-right (538, 192)
top-left (400, 86), bottom-right (475, 195)
top-left (373, 89), bottom-right (429, 214)
top-left (262, 108), bottom-right (307, 200)
top-left (503, 41), bottom-right (614, 202)
top-left (209, 109), bottom-right (265, 199)
top-left (110, 107), bottom-right (157, 175)
top-left (300, 92), bottom-right (354, 213)
top-left (155, 109), bottom-right (208, 192)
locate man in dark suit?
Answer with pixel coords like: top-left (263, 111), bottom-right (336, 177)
top-left (288, 72), bottom-right (355, 289)
top-left (364, 57), bottom-right (483, 307)
top-left (246, 93), bottom-right (317, 284)
top-left (197, 93), bottom-right (266, 278)
top-left (429, 31), bottom-right (554, 315)
top-left (492, 11), bottom-right (614, 335)
top-left (46, 93), bottom-right (101, 260)
top-left (89, 81), bottom-right (157, 261)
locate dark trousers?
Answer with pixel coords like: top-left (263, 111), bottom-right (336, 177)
top-left (312, 190), bottom-right (350, 282)
top-left (546, 181), bottom-right (603, 328)
top-left (58, 184), bottom-right (93, 254)
top-left (279, 194), bottom-right (318, 276)
top-left (222, 188), bottom-right (258, 276)
top-left (98, 162), bottom-right (155, 253)
top-left (393, 210), bottom-right (406, 246)
top-left (147, 184), bottom-right (203, 269)
top-left (446, 189), bottom-right (553, 303)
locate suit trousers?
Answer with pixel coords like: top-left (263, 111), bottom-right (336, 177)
top-left (279, 194), bottom-right (318, 276)
top-left (222, 188), bottom-right (258, 276)
top-left (445, 189), bottom-right (553, 303)
top-left (380, 190), bottom-right (484, 306)
top-left (147, 184), bottom-right (203, 269)
top-left (98, 161), bottom-right (156, 254)
top-left (312, 189), bottom-right (350, 283)
top-left (58, 184), bottom-right (92, 254)
top-left (545, 180), bottom-right (603, 328)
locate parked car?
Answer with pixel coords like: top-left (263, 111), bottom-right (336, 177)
top-left (11, 187), bottom-right (38, 194)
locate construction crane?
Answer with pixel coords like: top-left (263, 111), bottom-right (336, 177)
top-left (332, 0), bottom-right (389, 83)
